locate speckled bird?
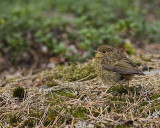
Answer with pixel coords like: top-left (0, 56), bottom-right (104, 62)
top-left (94, 45), bottom-right (144, 87)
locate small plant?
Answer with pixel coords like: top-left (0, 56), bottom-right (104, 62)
top-left (13, 86), bottom-right (26, 99)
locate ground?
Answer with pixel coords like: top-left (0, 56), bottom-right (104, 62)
top-left (0, 45), bottom-right (160, 127)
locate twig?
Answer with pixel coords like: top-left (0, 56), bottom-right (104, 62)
top-left (0, 75), bottom-right (38, 87)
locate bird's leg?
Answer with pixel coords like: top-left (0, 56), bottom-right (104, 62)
top-left (127, 81), bottom-right (131, 95)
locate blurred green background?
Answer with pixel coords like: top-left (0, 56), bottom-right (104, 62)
top-left (0, 0), bottom-right (160, 65)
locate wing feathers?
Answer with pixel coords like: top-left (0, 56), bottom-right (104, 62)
top-left (102, 58), bottom-right (144, 75)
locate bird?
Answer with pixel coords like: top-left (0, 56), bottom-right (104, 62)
top-left (94, 45), bottom-right (144, 87)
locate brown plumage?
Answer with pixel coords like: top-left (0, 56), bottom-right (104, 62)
top-left (94, 45), bottom-right (144, 87)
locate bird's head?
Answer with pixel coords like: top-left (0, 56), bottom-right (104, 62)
top-left (95, 45), bottom-right (114, 58)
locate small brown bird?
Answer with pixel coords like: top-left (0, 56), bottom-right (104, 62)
top-left (94, 45), bottom-right (144, 87)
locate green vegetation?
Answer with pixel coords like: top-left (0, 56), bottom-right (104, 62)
top-left (13, 86), bottom-right (26, 99)
top-left (61, 63), bottom-right (97, 81)
top-left (42, 62), bottom-right (97, 83)
top-left (7, 114), bottom-right (20, 126)
top-left (1, 0), bottom-right (160, 62)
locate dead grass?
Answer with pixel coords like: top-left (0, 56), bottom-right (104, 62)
top-left (0, 55), bottom-right (160, 127)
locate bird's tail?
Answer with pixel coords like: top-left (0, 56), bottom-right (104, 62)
top-left (137, 70), bottom-right (145, 75)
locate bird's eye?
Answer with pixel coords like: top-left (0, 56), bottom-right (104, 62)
top-left (102, 50), bottom-right (106, 53)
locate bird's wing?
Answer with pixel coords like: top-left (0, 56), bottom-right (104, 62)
top-left (102, 58), bottom-right (144, 75)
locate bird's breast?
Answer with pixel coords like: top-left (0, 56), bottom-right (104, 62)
top-left (94, 58), bottom-right (121, 86)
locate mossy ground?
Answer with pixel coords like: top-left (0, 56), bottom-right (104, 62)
top-left (0, 58), bottom-right (160, 127)
top-left (42, 62), bottom-right (97, 82)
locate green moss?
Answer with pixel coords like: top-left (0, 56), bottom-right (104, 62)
top-left (73, 107), bottom-right (88, 119)
top-left (43, 106), bottom-right (88, 126)
top-left (108, 85), bottom-right (128, 95)
top-left (92, 111), bottom-right (99, 117)
top-left (46, 90), bottom-right (76, 106)
top-left (140, 102), bottom-right (149, 106)
top-left (67, 106), bottom-right (89, 119)
top-left (44, 108), bottom-right (74, 126)
top-left (112, 96), bottom-right (126, 102)
top-left (54, 90), bottom-right (76, 98)
top-left (42, 68), bottom-right (64, 81)
top-left (22, 110), bottom-right (43, 127)
top-left (128, 86), bottom-right (134, 93)
top-left (139, 99), bottom-right (160, 113)
top-left (46, 80), bottom-right (59, 88)
top-left (42, 62), bottom-right (97, 83)
top-left (41, 70), bottom-right (63, 88)
top-left (63, 63), bottom-right (97, 82)
top-left (150, 101), bottom-right (160, 111)
top-left (23, 119), bottom-right (35, 127)
top-left (7, 114), bottom-right (20, 126)
top-left (108, 85), bottom-right (142, 97)
top-left (128, 85), bottom-right (142, 96)
top-left (53, 65), bottom-right (65, 79)
top-left (150, 94), bottom-right (160, 100)
top-left (44, 109), bottom-right (60, 126)
top-left (13, 86), bottom-right (26, 99)
top-left (45, 93), bottom-right (61, 105)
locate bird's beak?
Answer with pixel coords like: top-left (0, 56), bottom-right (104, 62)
top-left (93, 50), bottom-right (101, 54)
top-left (93, 50), bottom-right (103, 58)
